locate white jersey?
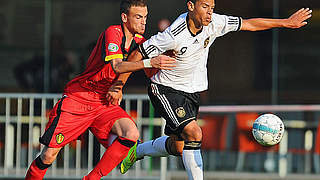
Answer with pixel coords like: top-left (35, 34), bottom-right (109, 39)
top-left (140, 12), bottom-right (241, 93)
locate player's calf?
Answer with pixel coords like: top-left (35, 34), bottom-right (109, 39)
top-left (40, 147), bottom-right (61, 164)
top-left (25, 147), bottom-right (61, 180)
top-left (123, 127), bottom-right (140, 142)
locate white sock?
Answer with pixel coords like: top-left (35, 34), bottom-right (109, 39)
top-left (182, 149), bottom-right (203, 180)
top-left (136, 136), bottom-right (170, 159)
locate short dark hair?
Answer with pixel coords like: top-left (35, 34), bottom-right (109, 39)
top-left (120, 0), bottom-right (147, 15)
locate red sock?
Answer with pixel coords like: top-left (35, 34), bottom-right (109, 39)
top-left (85, 137), bottom-right (135, 180)
top-left (25, 156), bottom-right (51, 180)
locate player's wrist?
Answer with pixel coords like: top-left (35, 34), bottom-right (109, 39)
top-left (143, 59), bottom-right (152, 68)
top-left (281, 19), bottom-right (290, 28)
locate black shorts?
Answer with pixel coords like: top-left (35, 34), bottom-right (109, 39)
top-left (148, 83), bottom-right (200, 137)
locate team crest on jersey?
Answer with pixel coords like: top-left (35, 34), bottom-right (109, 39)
top-left (56, 133), bottom-right (64, 144)
top-left (204, 37), bottom-right (210, 48)
top-left (175, 107), bottom-right (186, 118)
top-left (108, 43), bottom-right (119, 52)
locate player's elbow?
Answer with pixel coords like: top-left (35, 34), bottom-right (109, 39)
top-left (111, 59), bottom-right (126, 74)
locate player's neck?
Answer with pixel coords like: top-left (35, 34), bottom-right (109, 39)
top-left (187, 14), bottom-right (203, 36)
top-left (122, 24), bottom-right (135, 49)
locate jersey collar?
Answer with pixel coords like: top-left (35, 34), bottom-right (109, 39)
top-left (120, 24), bottom-right (137, 61)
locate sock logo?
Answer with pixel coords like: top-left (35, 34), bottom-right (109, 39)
top-left (184, 141), bottom-right (202, 150)
top-left (56, 133), bottom-right (64, 144)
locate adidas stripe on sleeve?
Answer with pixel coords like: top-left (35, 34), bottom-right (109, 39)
top-left (211, 13), bottom-right (242, 37)
top-left (139, 29), bottom-right (176, 59)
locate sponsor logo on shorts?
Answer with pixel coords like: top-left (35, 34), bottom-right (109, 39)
top-left (56, 133), bottom-right (64, 144)
top-left (108, 43), bottom-right (119, 52)
top-left (175, 107), bottom-right (186, 118)
top-left (204, 37), bottom-right (210, 48)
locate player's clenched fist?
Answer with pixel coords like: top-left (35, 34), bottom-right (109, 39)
top-left (150, 55), bottom-right (176, 70)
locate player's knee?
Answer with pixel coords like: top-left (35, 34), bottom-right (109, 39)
top-left (183, 122), bottom-right (202, 141)
top-left (193, 127), bottom-right (202, 141)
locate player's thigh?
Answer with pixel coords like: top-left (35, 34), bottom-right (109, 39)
top-left (148, 83), bottom-right (200, 137)
top-left (90, 105), bottom-right (138, 146)
top-left (40, 96), bottom-right (94, 148)
top-left (168, 134), bottom-right (184, 156)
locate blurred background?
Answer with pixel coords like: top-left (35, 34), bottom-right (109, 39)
top-left (0, 0), bottom-right (320, 179)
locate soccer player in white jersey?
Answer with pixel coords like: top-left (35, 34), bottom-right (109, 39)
top-left (111, 0), bottom-right (312, 179)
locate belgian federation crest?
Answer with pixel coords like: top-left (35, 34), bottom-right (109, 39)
top-left (56, 133), bottom-right (64, 144)
top-left (176, 107), bottom-right (186, 118)
top-left (204, 37), bottom-right (210, 48)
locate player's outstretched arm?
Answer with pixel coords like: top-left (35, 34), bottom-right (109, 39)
top-left (241, 8), bottom-right (312, 31)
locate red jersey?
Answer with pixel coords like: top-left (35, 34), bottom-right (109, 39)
top-left (64, 25), bottom-right (145, 102)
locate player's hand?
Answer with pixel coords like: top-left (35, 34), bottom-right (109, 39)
top-left (285, 8), bottom-right (312, 28)
top-left (106, 81), bottom-right (123, 105)
top-left (163, 50), bottom-right (177, 58)
top-left (144, 50), bottom-right (177, 77)
top-left (150, 55), bottom-right (176, 70)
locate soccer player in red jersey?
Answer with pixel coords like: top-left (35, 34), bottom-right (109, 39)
top-left (24, 0), bottom-right (175, 180)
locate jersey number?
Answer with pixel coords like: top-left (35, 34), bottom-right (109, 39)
top-left (177, 47), bottom-right (187, 55)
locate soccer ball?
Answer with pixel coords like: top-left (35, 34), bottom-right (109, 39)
top-left (252, 113), bottom-right (285, 146)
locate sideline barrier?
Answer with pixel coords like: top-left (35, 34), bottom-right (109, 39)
top-left (1, 93), bottom-right (320, 179)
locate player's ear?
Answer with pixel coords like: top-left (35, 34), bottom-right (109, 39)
top-left (187, 1), bottom-right (195, 12)
top-left (121, 13), bottom-right (128, 23)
